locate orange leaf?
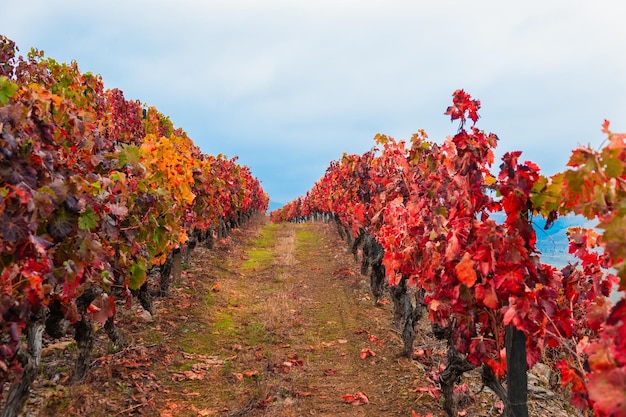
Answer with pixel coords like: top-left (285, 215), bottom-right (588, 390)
top-left (412, 411), bottom-right (433, 417)
top-left (359, 348), bottom-right (376, 359)
top-left (455, 252), bottom-right (477, 287)
top-left (87, 303), bottom-right (100, 314)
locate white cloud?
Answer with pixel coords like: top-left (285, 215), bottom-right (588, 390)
top-left (2, 0), bottom-right (626, 202)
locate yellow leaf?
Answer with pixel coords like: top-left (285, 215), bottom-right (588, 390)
top-left (484, 174), bottom-right (497, 185)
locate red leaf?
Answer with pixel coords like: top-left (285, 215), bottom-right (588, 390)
top-left (586, 297), bottom-right (611, 331)
top-left (342, 391), bottom-right (369, 405)
top-left (486, 351), bottom-right (508, 378)
top-left (354, 202), bottom-right (366, 223)
top-left (608, 298), bottom-right (626, 326)
top-left (502, 193), bottom-right (523, 224)
top-left (475, 283), bottom-right (499, 309)
top-left (87, 293), bottom-right (116, 326)
top-left (368, 334), bottom-right (383, 345)
top-left (587, 367), bottom-right (626, 416)
top-left (445, 232), bottom-right (461, 261)
top-left (444, 89), bottom-right (481, 125)
top-left (413, 385), bottom-right (442, 399)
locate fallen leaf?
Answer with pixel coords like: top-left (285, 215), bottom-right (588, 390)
top-left (342, 392), bottom-right (369, 405)
top-left (172, 370), bottom-right (205, 381)
top-left (257, 396), bottom-right (273, 408)
top-left (368, 335), bottom-right (383, 345)
top-left (283, 359), bottom-right (303, 367)
top-left (411, 411), bottom-right (433, 417)
top-left (333, 267), bottom-right (355, 277)
top-left (412, 348), bottom-right (433, 359)
top-left (360, 348), bottom-right (376, 360)
top-left (413, 385), bottom-right (441, 400)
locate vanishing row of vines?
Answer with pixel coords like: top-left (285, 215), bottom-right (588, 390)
top-left (271, 90), bottom-right (625, 417)
top-left (0, 36), bottom-right (268, 415)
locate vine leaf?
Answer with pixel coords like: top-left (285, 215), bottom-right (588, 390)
top-left (455, 253), bottom-right (477, 288)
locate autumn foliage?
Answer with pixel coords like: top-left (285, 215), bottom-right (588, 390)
top-left (272, 90), bottom-right (625, 416)
top-left (0, 35), bottom-right (268, 395)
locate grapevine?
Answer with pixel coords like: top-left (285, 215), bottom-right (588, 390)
top-left (0, 35), bottom-right (268, 414)
top-left (272, 90), bottom-right (624, 416)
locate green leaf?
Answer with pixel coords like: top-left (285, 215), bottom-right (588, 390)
top-left (0, 76), bottom-right (18, 105)
top-left (110, 171), bottom-right (125, 182)
top-left (78, 208), bottom-right (98, 231)
top-left (101, 270), bottom-right (113, 289)
top-left (603, 157), bottom-right (622, 179)
top-left (118, 145), bottom-right (140, 168)
top-left (90, 180), bottom-right (102, 196)
top-left (153, 225), bottom-right (165, 249)
top-left (129, 260), bottom-right (147, 289)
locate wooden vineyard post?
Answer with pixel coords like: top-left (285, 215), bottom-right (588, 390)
top-left (506, 324), bottom-right (528, 417)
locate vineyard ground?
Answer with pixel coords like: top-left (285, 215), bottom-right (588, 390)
top-left (21, 215), bottom-right (581, 416)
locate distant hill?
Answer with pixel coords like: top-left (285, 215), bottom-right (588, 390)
top-left (489, 212), bottom-right (595, 268)
top-left (517, 214), bottom-right (620, 303)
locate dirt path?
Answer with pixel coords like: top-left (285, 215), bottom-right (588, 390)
top-left (25, 215), bottom-right (579, 417)
top-left (154, 216), bottom-right (430, 416)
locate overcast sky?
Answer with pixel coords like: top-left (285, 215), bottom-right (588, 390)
top-left (3, 1), bottom-right (625, 205)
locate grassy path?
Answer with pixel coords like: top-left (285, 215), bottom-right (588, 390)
top-left (27, 215), bottom-right (580, 417)
top-left (153, 216), bottom-right (427, 416)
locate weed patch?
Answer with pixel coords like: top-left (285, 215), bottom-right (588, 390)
top-left (241, 223), bottom-right (280, 271)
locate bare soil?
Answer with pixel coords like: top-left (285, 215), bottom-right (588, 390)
top-left (19, 215), bottom-right (582, 416)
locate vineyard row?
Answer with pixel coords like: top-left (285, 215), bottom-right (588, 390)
top-left (271, 90), bottom-right (626, 417)
top-left (0, 36), bottom-right (268, 415)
